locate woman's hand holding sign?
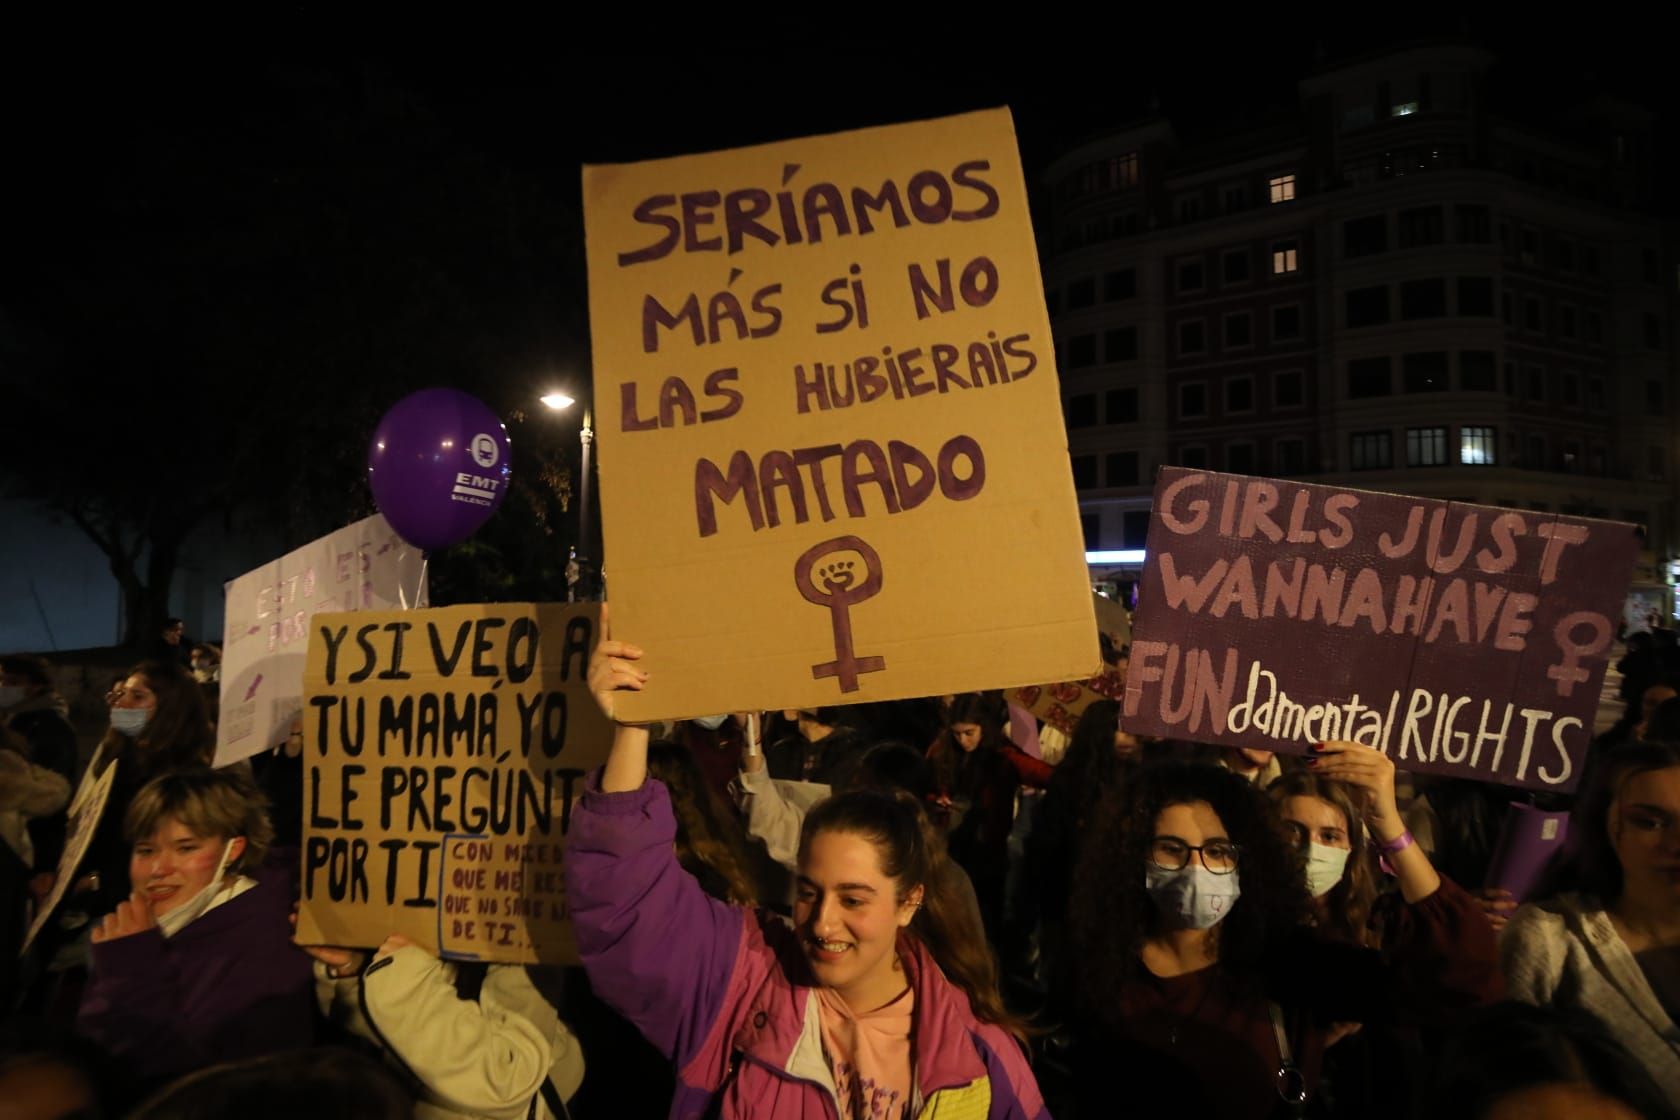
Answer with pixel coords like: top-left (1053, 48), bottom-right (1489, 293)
top-left (591, 604), bottom-right (653, 794)
top-left (1309, 740), bottom-right (1442, 904)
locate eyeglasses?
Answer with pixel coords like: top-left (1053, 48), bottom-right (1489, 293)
top-left (1149, 836), bottom-right (1240, 875)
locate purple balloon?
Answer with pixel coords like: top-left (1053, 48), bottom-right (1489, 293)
top-left (368, 389), bottom-right (512, 551)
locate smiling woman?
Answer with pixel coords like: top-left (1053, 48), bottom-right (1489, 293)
top-left (75, 769), bottom-right (314, 1095)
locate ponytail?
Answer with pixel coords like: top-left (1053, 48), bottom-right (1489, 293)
top-left (800, 790), bottom-right (1030, 1043)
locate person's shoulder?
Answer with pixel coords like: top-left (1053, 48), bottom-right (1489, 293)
top-left (1505, 893), bottom-right (1597, 953)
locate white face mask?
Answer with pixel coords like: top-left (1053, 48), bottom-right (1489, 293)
top-left (111, 707), bottom-right (152, 738)
top-left (156, 839), bottom-right (238, 939)
top-left (1304, 842), bottom-right (1351, 898)
top-left (691, 714), bottom-right (729, 731)
top-left (1144, 862), bottom-right (1242, 929)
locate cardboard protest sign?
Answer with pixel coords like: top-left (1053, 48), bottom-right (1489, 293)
top-left (292, 603), bottom-right (611, 963)
top-left (21, 751), bottom-right (118, 953)
top-left (215, 515), bottom-right (428, 767)
top-left (1013, 594), bottom-right (1131, 735)
top-left (583, 108), bottom-right (1094, 721)
top-left (1123, 468), bottom-right (1638, 792)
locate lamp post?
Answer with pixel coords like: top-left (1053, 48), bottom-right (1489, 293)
top-left (541, 391), bottom-right (601, 600)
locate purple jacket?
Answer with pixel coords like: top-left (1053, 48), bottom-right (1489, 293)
top-left (77, 863), bottom-right (315, 1085)
top-left (566, 775), bottom-right (1049, 1120)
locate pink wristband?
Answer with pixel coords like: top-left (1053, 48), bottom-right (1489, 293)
top-left (1378, 830), bottom-right (1415, 855)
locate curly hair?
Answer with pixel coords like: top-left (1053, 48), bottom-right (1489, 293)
top-left (1068, 760), bottom-right (1311, 1027)
top-left (1266, 771), bottom-right (1379, 946)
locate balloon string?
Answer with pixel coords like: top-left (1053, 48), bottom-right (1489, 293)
top-left (410, 553), bottom-right (429, 610)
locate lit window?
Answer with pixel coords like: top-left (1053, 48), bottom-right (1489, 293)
top-left (1272, 240), bottom-right (1300, 275)
top-left (1461, 427), bottom-right (1497, 466)
top-left (1269, 175), bottom-right (1296, 203)
top-left (1392, 101), bottom-right (1419, 117)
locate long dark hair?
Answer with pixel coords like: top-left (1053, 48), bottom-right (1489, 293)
top-left (799, 789), bottom-right (1028, 1042)
top-left (1266, 771), bottom-right (1378, 946)
top-left (647, 740), bottom-right (775, 907)
top-left (1068, 760), bottom-right (1310, 1026)
top-left (96, 660), bottom-right (214, 780)
top-left (1049, 700), bottom-right (1128, 828)
top-left (1537, 740), bottom-right (1680, 903)
top-left (929, 692), bottom-right (1011, 798)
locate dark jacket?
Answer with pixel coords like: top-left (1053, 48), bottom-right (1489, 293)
top-left (76, 856), bottom-right (315, 1087)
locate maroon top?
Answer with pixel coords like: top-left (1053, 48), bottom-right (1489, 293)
top-left (676, 720), bottom-right (746, 805)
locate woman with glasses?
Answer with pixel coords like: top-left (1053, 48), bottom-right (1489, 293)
top-left (1065, 755), bottom-right (1499, 1120)
top-left (1504, 740), bottom-right (1680, 1105)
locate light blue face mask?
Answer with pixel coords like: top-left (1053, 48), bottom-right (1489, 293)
top-left (1144, 862), bottom-right (1242, 930)
top-left (110, 707), bottom-right (152, 738)
top-left (691, 714), bottom-right (729, 731)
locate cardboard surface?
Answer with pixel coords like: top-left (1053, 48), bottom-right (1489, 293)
top-left (1122, 469), bottom-right (1638, 791)
top-left (215, 515), bottom-right (428, 767)
top-left (1014, 594), bottom-right (1131, 736)
top-left (583, 108), bottom-right (1095, 720)
top-left (21, 751), bottom-right (117, 953)
top-left (292, 603), bottom-right (611, 962)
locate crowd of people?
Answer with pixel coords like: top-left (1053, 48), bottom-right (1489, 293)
top-left (2, 606), bottom-right (1679, 1118)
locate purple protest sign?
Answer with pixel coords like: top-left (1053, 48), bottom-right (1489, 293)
top-left (1123, 468), bottom-right (1638, 792)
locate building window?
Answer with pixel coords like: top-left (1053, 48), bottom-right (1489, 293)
top-left (1067, 334), bottom-right (1098, 368)
top-left (1351, 430), bottom-right (1393, 470)
top-left (1584, 310), bottom-right (1604, 344)
top-left (1222, 184), bottom-right (1248, 213)
top-left (1105, 326), bottom-right (1139, 362)
top-left (1106, 451), bottom-right (1139, 487)
top-left (1398, 206), bottom-right (1445, 248)
top-left (1650, 446), bottom-right (1667, 482)
top-left (1645, 313), bottom-right (1663, 350)
top-left (1271, 304), bottom-right (1302, 340)
top-left (1269, 174), bottom-right (1296, 203)
top-left (1223, 312), bottom-right (1252, 348)
top-left (1066, 393), bottom-right (1098, 428)
top-left (1461, 426), bottom-right (1497, 466)
top-left (1526, 365), bottom-right (1546, 402)
top-left (1649, 380), bottom-right (1666, 414)
top-left (1274, 369), bottom-right (1304, 409)
top-left (1343, 215), bottom-right (1387, 258)
top-left (1081, 513), bottom-right (1100, 549)
top-left (1277, 437), bottom-right (1307, 475)
top-left (1502, 292), bottom-right (1513, 325)
top-left (1461, 350), bottom-right (1497, 392)
top-left (1226, 442), bottom-right (1257, 474)
top-left (1121, 510), bottom-right (1150, 548)
top-left (1455, 205), bottom-right (1491, 243)
top-left (1347, 285), bottom-right (1389, 327)
top-left (1104, 268), bottom-right (1137, 301)
top-left (1526, 434), bottom-right (1547, 470)
top-left (1348, 357), bottom-right (1391, 399)
top-left (1403, 351), bottom-right (1450, 393)
top-left (1555, 238), bottom-right (1576, 272)
top-left (1175, 195), bottom-right (1203, 223)
top-left (1407, 427), bottom-right (1449, 467)
top-left (1644, 248), bottom-right (1662, 284)
top-left (1582, 245), bottom-right (1601, 276)
top-left (1225, 376), bottom-right (1255, 414)
top-left (1222, 250), bottom-right (1251, 284)
top-left (1588, 376), bottom-right (1606, 412)
top-left (1114, 153), bottom-right (1140, 189)
top-left (1523, 297), bottom-right (1543, 332)
top-left (1557, 304), bottom-right (1577, 339)
top-left (1179, 383), bottom-right (1208, 419)
top-left (1106, 387), bottom-right (1139, 424)
top-left (1392, 100), bottom-right (1419, 117)
top-left (1177, 259), bottom-right (1205, 292)
top-left (1178, 320), bottom-right (1206, 355)
top-left (1072, 455), bottom-right (1098, 489)
top-left (1458, 277), bottom-right (1495, 317)
top-left (1181, 445), bottom-right (1209, 469)
top-left (1519, 228), bottom-right (1539, 266)
top-left (1066, 277), bottom-right (1096, 309)
top-left (1555, 372), bottom-right (1579, 408)
top-left (1400, 278), bottom-right (1448, 318)
top-left (1271, 239), bottom-right (1301, 275)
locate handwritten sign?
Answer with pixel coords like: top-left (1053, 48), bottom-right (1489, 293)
top-left (1122, 469), bottom-right (1638, 791)
top-left (1014, 595), bottom-right (1131, 735)
top-left (292, 603), bottom-right (611, 963)
top-left (21, 750), bottom-right (118, 953)
top-left (215, 515), bottom-right (427, 767)
top-left (583, 108), bottom-right (1095, 721)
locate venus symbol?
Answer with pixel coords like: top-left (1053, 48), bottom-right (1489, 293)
top-left (795, 536), bottom-right (886, 693)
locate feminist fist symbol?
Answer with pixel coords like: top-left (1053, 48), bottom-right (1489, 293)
top-left (795, 536), bottom-right (886, 693)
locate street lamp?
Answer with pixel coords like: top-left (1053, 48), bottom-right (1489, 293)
top-left (539, 389), bottom-right (599, 601)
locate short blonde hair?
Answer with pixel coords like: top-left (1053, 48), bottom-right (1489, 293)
top-left (125, 767), bottom-right (274, 874)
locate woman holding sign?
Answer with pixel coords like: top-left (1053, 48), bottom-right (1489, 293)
top-left (1503, 740), bottom-right (1680, 1104)
top-left (1065, 747), bottom-right (1500, 1120)
top-left (76, 767), bottom-right (313, 1094)
top-left (568, 619), bottom-right (1048, 1119)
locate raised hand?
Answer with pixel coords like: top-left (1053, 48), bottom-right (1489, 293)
top-left (588, 603), bottom-right (648, 724)
top-left (92, 891), bottom-right (157, 944)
